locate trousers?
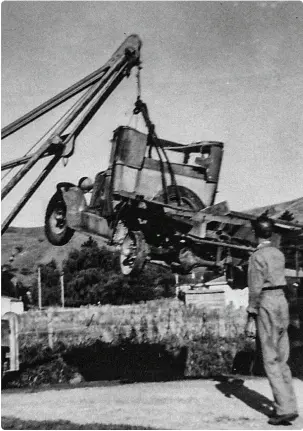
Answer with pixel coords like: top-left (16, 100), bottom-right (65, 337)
top-left (257, 290), bottom-right (298, 415)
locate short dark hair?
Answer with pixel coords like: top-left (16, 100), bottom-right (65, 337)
top-left (252, 216), bottom-right (274, 239)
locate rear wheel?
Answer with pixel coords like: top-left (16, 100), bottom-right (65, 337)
top-left (153, 185), bottom-right (205, 212)
top-left (120, 231), bottom-right (147, 275)
top-left (45, 192), bottom-right (74, 246)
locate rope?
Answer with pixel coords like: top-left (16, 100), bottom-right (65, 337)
top-left (133, 66), bottom-right (181, 205)
top-left (155, 134), bottom-right (181, 205)
top-left (150, 132), bottom-right (169, 203)
top-left (136, 65), bottom-right (142, 100)
top-left (133, 97), bottom-right (181, 205)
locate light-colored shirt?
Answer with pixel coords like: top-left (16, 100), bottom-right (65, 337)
top-left (247, 241), bottom-right (286, 315)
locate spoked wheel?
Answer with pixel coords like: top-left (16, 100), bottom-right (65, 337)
top-left (120, 231), bottom-right (147, 275)
top-left (153, 185), bottom-right (205, 212)
top-left (45, 192), bottom-right (74, 246)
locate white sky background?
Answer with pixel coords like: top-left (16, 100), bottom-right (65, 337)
top-left (1, 1), bottom-right (303, 227)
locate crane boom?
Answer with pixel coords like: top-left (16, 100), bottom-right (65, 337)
top-left (1, 34), bottom-right (141, 234)
top-left (1, 35), bottom-right (141, 139)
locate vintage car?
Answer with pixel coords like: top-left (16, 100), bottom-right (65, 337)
top-left (45, 125), bottom-right (246, 278)
top-left (44, 123), bottom-right (303, 288)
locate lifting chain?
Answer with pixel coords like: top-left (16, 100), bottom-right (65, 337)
top-left (132, 65), bottom-right (182, 207)
top-left (136, 64), bottom-right (142, 100)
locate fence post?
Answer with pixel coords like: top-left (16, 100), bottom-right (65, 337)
top-left (60, 272), bottom-right (65, 308)
top-left (47, 309), bottom-right (54, 349)
top-left (175, 274), bottom-right (179, 298)
top-left (2, 312), bottom-right (20, 371)
top-left (218, 313), bottom-right (226, 337)
top-left (38, 266), bottom-right (42, 310)
top-left (295, 248), bottom-right (300, 277)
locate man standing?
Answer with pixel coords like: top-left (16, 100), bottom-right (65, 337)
top-left (245, 216), bottom-right (298, 425)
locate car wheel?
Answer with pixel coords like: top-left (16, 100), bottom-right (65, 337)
top-left (45, 192), bottom-right (74, 246)
top-left (153, 185), bottom-right (205, 212)
top-left (120, 231), bottom-right (147, 275)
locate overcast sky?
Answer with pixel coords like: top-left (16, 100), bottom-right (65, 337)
top-left (2, 1), bottom-right (303, 227)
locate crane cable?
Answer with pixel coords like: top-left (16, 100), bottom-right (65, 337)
top-left (134, 66), bottom-right (181, 206)
top-left (134, 65), bottom-right (168, 202)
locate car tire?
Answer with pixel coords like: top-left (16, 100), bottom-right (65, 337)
top-left (45, 191), bottom-right (74, 246)
top-left (153, 185), bottom-right (205, 211)
top-left (120, 231), bottom-right (148, 276)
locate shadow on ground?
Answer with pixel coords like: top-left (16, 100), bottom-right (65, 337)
top-left (232, 325), bottom-right (303, 381)
top-left (214, 377), bottom-right (274, 417)
top-left (63, 341), bottom-right (188, 382)
top-left (1, 416), bottom-right (157, 430)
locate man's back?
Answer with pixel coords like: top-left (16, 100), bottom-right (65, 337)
top-left (252, 243), bottom-right (287, 288)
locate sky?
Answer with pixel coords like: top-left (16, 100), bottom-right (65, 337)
top-left (1, 1), bottom-right (303, 227)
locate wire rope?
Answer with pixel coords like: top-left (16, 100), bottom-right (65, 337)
top-left (134, 66), bottom-right (181, 206)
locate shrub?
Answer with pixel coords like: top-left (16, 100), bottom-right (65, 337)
top-left (61, 239), bottom-right (175, 307)
top-left (8, 357), bottom-right (77, 388)
top-left (20, 267), bottom-right (33, 276)
top-left (6, 326), bottom-right (248, 388)
top-left (6, 300), bottom-right (301, 389)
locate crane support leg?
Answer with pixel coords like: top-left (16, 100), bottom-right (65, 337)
top-left (1, 153), bottom-right (62, 235)
top-left (1, 56), bottom-right (128, 200)
top-left (1, 139), bottom-right (62, 201)
top-left (1, 150), bottom-right (58, 171)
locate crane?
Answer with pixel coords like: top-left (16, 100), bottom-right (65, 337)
top-left (1, 34), bottom-right (142, 234)
top-left (2, 34), bottom-right (302, 284)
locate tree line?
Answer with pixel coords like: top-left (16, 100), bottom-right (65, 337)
top-left (29, 237), bottom-right (175, 307)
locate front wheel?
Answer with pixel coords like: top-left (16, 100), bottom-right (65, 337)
top-left (45, 192), bottom-right (74, 246)
top-left (120, 231), bottom-right (147, 276)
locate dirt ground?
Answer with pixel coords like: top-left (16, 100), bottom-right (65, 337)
top-left (2, 377), bottom-right (303, 430)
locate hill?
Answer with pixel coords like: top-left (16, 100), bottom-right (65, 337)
top-left (246, 197), bottom-right (303, 223)
top-left (1, 227), bottom-right (107, 286)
